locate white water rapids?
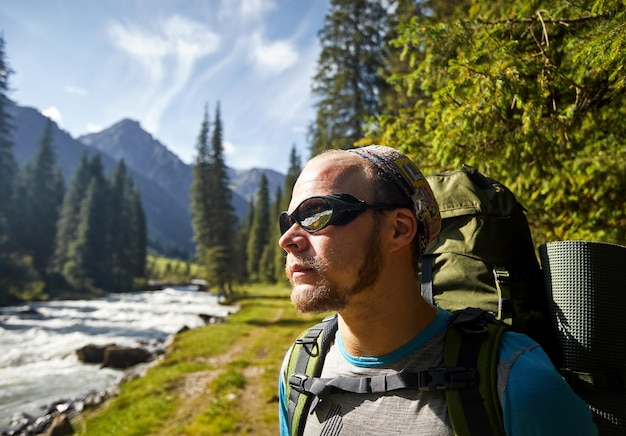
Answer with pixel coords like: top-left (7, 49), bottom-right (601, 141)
top-left (0, 287), bottom-right (238, 430)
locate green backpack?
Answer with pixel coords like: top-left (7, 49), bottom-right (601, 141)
top-left (420, 165), bottom-right (555, 358)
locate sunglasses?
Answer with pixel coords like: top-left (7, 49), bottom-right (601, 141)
top-left (279, 193), bottom-right (406, 235)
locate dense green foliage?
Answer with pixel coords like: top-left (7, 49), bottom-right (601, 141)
top-left (307, 0), bottom-right (625, 247)
top-left (189, 102), bottom-right (237, 296)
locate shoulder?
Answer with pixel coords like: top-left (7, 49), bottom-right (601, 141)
top-left (498, 331), bottom-right (598, 435)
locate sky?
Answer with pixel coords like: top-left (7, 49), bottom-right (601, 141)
top-left (0, 0), bottom-right (329, 173)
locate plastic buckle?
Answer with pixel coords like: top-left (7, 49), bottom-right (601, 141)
top-left (289, 373), bottom-right (309, 394)
top-left (419, 367), bottom-right (477, 391)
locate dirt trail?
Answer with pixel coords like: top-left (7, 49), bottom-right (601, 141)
top-left (156, 308), bottom-right (285, 435)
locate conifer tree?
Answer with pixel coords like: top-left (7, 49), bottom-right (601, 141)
top-left (128, 184), bottom-right (147, 280)
top-left (190, 103), bottom-right (237, 296)
top-left (107, 160), bottom-right (134, 292)
top-left (232, 197), bottom-right (254, 284)
top-left (64, 176), bottom-right (107, 290)
top-left (0, 35), bottom-right (16, 254)
top-left (260, 185), bottom-right (282, 283)
top-left (246, 172), bottom-right (270, 281)
top-left (60, 154), bottom-right (109, 290)
top-left (53, 152), bottom-right (92, 273)
top-left (12, 119), bottom-right (64, 274)
top-left (206, 102), bottom-right (237, 295)
top-left (190, 105), bottom-right (212, 262)
top-left (273, 144), bottom-right (302, 282)
top-left (309, 0), bottom-right (389, 155)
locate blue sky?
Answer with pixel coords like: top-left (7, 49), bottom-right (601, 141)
top-left (0, 0), bottom-right (329, 173)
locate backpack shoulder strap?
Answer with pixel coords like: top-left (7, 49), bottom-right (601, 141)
top-left (284, 313), bottom-right (339, 436)
top-left (444, 307), bottom-right (506, 436)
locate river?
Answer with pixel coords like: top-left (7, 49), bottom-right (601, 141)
top-left (0, 287), bottom-right (238, 430)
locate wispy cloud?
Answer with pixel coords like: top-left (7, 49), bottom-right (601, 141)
top-left (106, 15), bottom-right (221, 134)
top-left (249, 32), bottom-right (298, 76)
top-left (64, 85), bottom-right (87, 96)
top-left (219, 0), bottom-right (277, 23)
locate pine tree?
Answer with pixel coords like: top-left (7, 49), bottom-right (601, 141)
top-left (107, 160), bottom-right (136, 292)
top-left (64, 176), bottom-right (107, 290)
top-left (190, 105), bottom-right (212, 262)
top-left (189, 102), bottom-right (237, 296)
top-left (260, 185), bottom-right (282, 283)
top-left (0, 35), bottom-right (16, 254)
top-left (128, 183), bottom-right (147, 280)
top-left (12, 119), bottom-right (64, 274)
top-left (53, 152), bottom-right (92, 273)
top-left (58, 154), bottom-right (109, 290)
top-left (273, 144), bottom-right (302, 282)
top-left (246, 173), bottom-right (270, 281)
top-left (206, 103), bottom-right (237, 295)
top-left (309, 0), bottom-right (390, 155)
top-left (232, 197), bottom-right (254, 284)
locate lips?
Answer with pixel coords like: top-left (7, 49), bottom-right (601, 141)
top-left (288, 262), bottom-right (315, 282)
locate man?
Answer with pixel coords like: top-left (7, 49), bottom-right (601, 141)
top-left (277, 145), bottom-right (597, 435)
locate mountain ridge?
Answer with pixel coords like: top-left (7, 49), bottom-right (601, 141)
top-left (10, 104), bottom-right (285, 256)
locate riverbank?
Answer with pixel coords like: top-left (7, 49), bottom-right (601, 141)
top-left (70, 283), bottom-right (325, 435)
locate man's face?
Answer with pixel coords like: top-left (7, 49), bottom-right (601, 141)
top-left (278, 154), bottom-right (385, 314)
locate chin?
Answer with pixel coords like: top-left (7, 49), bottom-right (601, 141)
top-left (290, 283), bottom-right (343, 314)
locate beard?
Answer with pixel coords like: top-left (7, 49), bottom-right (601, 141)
top-left (288, 224), bottom-right (384, 314)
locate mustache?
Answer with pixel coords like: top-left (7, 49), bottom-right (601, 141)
top-left (290, 256), bottom-right (328, 273)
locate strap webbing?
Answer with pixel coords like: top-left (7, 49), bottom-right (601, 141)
top-left (289, 367), bottom-right (477, 399)
top-left (287, 314), bottom-right (339, 436)
top-left (421, 255), bottom-right (435, 305)
top-left (444, 308), bottom-right (505, 436)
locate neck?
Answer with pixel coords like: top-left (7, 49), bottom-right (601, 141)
top-left (336, 275), bottom-right (438, 357)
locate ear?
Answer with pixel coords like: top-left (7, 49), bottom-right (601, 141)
top-left (387, 208), bottom-right (418, 253)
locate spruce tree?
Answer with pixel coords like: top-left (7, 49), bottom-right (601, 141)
top-left (190, 102), bottom-right (237, 296)
top-left (53, 152), bottom-right (92, 273)
top-left (309, 0), bottom-right (390, 155)
top-left (273, 144), bottom-right (302, 282)
top-left (59, 154), bottom-right (109, 290)
top-left (206, 103), bottom-right (237, 295)
top-left (190, 106), bottom-right (212, 263)
top-left (64, 176), bottom-right (107, 290)
top-left (128, 183), bottom-right (147, 280)
top-left (246, 172), bottom-right (270, 281)
top-left (107, 160), bottom-right (138, 292)
top-left (12, 119), bottom-right (64, 274)
top-left (0, 35), bottom-right (16, 254)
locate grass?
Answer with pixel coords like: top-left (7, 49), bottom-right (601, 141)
top-left (73, 283), bottom-right (326, 435)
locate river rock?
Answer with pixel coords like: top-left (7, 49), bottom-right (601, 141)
top-left (102, 346), bottom-right (153, 369)
top-left (76, 344), bottom-right (112, 364)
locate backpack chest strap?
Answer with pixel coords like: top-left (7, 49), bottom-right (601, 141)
top-left (289, 367), bottom-right (477, 398)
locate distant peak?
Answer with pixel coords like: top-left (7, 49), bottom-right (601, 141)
top-left (114, 118), bottom-right (142, 129)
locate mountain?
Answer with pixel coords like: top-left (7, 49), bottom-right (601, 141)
top-left (10, 105), bottom-right (285, 257)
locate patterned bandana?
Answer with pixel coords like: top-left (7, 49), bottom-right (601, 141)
top-left (347, 145), bottom-right (441, 253)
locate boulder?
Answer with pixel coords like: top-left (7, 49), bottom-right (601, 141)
top-left (76, 344), bottom-right (113, 364)
top-left (102, 346), bottom-right (152, 369)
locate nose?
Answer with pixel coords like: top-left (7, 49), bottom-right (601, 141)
top-left (278, 221), bottom-right (307, 254)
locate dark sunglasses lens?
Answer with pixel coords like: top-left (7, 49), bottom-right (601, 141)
top-left (297, 197), bottom-right (333, 232)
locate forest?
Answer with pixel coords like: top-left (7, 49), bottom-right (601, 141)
top-left (1, 0), bottom-right (625, 303)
